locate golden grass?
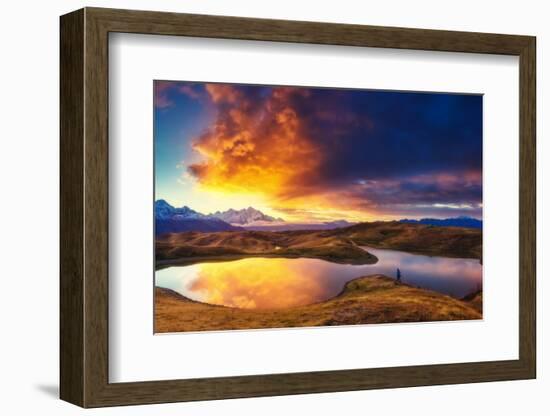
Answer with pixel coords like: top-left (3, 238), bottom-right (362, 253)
top-left (155, 275), bottom-right (482, 333)
top-left (156, 229), bottom-right (377, 265)
top-left (155, 222), bottom-right (482, 267)
top-left (462, 290), bottom-right (483, 314)
top-left (334, 221), bottom-right (482, 259)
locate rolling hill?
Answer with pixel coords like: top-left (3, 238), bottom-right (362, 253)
top-left (155, 275), bottom-right (482, 332)
top-left (155, 221), bottom-right (482, 266)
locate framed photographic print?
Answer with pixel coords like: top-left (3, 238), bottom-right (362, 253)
top-left (60, 7), bottom-right (536, 407)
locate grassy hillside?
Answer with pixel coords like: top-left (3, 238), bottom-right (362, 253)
top-left (155, 275), bottom-right (482, 333)
top-left (156, 229), bottom-right (377, 265)
top-left (331, 221), bottom-right (482, 259)
top-left (462, 290), bottom-right (483, 314)
top-left (156, 221), bottom-right (482, 266)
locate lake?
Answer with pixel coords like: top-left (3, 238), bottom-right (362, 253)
top-left (155, 246), bottom-right (482, 310)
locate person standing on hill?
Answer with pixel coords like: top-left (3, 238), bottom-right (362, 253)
top-left (396, 268), bottom-right (402, 282)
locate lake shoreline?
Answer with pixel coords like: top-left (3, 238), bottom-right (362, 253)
top-left (155, 274), bottom-right (482, 333)
top-left (155, 250), bottom-right (379, 270)
top-left (155, 223), bottom-right (482, 269)
top-left (155, 244), bottom-right (480, 270)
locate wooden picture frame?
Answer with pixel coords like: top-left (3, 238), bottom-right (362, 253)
top-left (60, 7), bottom-right (536, 408)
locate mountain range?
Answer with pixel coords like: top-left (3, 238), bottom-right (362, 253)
top-left (155, 200), bottom-right (240, 235)
top-left (155, 200), bottom-right (483, 235)
top-left (209, 207), bottom-right (284, 225)
top-left (156, 200), bottom-right (291, 234)
top-left (399, 216), bottom-right (482, 229)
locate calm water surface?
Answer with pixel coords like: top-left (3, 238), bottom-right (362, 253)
top-left (155, 247), bottom-right (482, 310)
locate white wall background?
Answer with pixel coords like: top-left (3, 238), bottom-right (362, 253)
top-left (0, 0), bottom-right (545, 414)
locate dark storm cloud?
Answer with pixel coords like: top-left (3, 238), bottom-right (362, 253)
top-left (171, 82), bottom-right (482, 219)
top-left (288, 88), bottom-right (482, 183)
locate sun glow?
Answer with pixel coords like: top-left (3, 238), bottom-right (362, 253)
top-left (188, 258), bottom-right (326, 309)
top-left (155, 81), bottom-right (483, 221)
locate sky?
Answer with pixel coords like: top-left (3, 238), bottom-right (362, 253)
top-left (154, 80), bottom-right (482, 223)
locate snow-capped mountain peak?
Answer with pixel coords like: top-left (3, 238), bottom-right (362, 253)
top-left (154, 199), bottom-right (204, 220)
top-left (209, 207), bottom-right (284, 225)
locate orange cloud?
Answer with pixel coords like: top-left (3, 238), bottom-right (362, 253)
top-left (189, 84), bottom-right (323, 200)
top-left (204, 83), bottom-right (241, 104)
top-left (180, 83), bottom-right (481, 222)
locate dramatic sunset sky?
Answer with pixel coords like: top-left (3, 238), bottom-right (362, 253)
top-left (154, 81), bottom-right (482, 223)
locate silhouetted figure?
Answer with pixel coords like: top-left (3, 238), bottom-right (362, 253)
top-left (396, 268), bottom-right (402, 283)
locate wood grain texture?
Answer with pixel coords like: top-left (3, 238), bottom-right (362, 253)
top-left (59, 7), bottom-right (537, 408)
top-left (59, 8), bottom-right (84, 407)
top-left (83, 10), bottom-right (110, 406)
top-left (88, 7), bottom-right (532, 54)
top-left (518, 38), bottom-right (536, 375)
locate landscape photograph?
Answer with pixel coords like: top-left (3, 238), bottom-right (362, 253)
top-left (154, 80), bottom-right (483, 333)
